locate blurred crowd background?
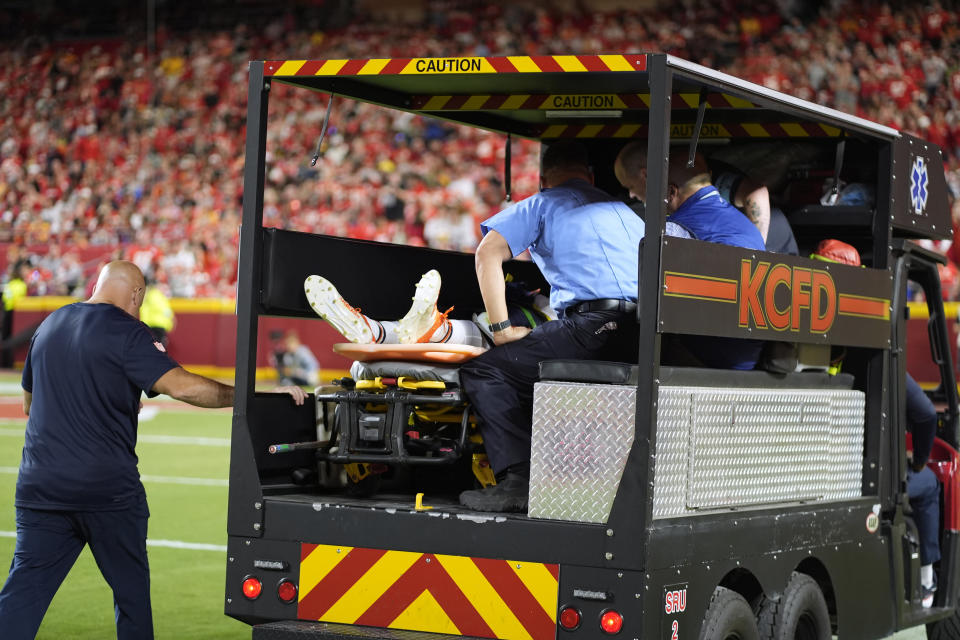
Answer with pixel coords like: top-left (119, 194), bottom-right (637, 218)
top-left (4, 0), bottom-right (960, 300)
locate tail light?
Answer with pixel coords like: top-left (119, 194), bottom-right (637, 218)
top-left (559, 606), bottom-right (581, 630)
top-left (242, 576), bottom-right (263, 600)
top-left (600, 610), bottom-right (623, 634)
top-left (277, 579), bottom-right (298, 603)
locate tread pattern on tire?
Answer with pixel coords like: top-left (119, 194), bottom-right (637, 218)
top-left (698, 586), bottom-right (760, 640)
top-left (758, 572), bottom-right (830, 640)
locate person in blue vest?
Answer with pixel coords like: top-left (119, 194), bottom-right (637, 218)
top-left (0, 260), bottom-right (307, 640)
top-left (457, 140), bottom-right (646, 513)
top-left (614, 141), bottom-right (766, 370)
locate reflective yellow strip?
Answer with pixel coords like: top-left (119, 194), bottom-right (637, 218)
top-left (391, 591), bottom-right (460, 634)
top-left (781, 123), bottom-right (809, 137)
top-left (317, 59), bottom-right (348, 75)
top-left (322, 550), bottom-right (422, 623)
top-left (463, 95), bottom-right (490, 109)
top-left (599, 54), bottom-right (635, 71)
top-left (639, 94), bottom-right (652, 107)
top-left (542, 125), bottom-right (567, 137)
top-left (501, 94), bottom-right (529, 109)
top-left (554, 56), bottom-right (587, 72)
top-left (578, 125), bottom-right (604, 138)
top-left (299, 545), bottom-right (355, 601)
top-left (423, 96), bottom-right (451, 110)
top-left (275, 60), bottom-right (306, 76)
top-left (509, 561), bottom-right (559, 619)
top-left (820, 124), bottom-right (842, 136)
top-left (742, 123), bottom-right (771, 137)
top-left (436, 555), bottom-right (533, 640)
top-left (358, 59), bottom-right (391, 75)
top-left (678, 93), bottom-right (700, 108)
top-left (508, 56), bottom-right (541, 73)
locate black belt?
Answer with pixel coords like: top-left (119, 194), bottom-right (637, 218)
top-left (569, 299), bottom-right (637, 315)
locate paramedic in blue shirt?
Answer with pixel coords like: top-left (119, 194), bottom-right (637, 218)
top-left (458, 141), bottom-right (645, 513)
top-left (0, 261), bottom-right (306, 640)
top-left (615, 141), bottom-right (766, 371)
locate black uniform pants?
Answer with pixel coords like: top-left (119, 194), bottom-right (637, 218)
top-left (459, 308), bottom-right (637, 475)
top-left (0, 497), bottom-right (152, 640)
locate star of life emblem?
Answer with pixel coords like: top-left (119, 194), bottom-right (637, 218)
top-left (910, 156), bottom-right (929, 215)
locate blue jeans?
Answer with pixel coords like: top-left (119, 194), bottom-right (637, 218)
top-left (0, 498), bottom-right (152, 640)
top-left (908, 466), bottom-right (941, 566)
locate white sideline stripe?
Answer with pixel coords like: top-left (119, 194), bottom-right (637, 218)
top-left (0, 429), bottom-right (230, 447)
top-left (0, 530), bottom-right (226, 552)
top-left (138, 434), bottom-right (230, 446)
top-left (0, 466), bottom-right (228, 487)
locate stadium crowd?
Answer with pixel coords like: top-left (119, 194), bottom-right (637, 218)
top-left (3, 0), bottom-right (960, 298)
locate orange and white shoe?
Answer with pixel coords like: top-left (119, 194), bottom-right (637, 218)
top-left (397, 270), bottom-right (450, 344)
top-left (304, 275), bottom-right (377, 343)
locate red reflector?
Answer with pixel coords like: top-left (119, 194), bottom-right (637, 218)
top-left (242, 576), bottom-right (262, 600)
top-left (559, 606), bottom-right (581, 630)
top-left (277, 579), bottom-right (298, 603)
top-left (600, 610), bottom-right (623, 634)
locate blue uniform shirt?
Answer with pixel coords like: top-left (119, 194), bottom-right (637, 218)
top-left (481, 178), bottom-right (645, 312)
top-left (18, 303), bottom-right (179, 511)
top-left (668, 186), bottom-right (766, 250)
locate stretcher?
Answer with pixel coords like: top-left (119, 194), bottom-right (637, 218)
top-left (270, 344), bottom-right (494, 494)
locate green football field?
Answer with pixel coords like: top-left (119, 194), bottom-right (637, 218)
top-left (0, 374), bottom-right (251, 639)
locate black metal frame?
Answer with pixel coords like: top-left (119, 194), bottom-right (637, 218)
top-left (227, 53), bottom-right (960, 638)
top-left (314, 389), bottom-right (469, 464)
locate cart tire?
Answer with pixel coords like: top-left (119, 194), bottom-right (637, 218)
top-left (758, 572), bottom-right (830, 640)
top-left (928, 608), bottom-right (960, 640)
top-left (698, 586), bottom-right (760, 640)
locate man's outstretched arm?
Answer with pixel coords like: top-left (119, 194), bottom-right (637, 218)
top-left (153, 367), bottom-right (307, 408)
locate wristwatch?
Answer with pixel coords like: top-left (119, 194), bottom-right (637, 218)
top-left (488, 319), bottom-right (512, 333)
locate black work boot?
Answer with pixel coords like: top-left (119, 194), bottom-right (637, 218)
top-left (459, 472), bottom-right (529, 513)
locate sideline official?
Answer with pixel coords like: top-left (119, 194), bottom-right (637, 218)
top-left (0, 260), bottom-right (306, 639)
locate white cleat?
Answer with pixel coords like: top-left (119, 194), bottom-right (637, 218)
top-left (304, 275), bottom-right (374, 343)
top-left (397, 269), bottom-right (444, 344)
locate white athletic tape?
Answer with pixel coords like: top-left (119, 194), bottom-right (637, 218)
top-left (0, 530), bottom-right (226, 552)
top-left (0, 466), bottom-right (227, 487)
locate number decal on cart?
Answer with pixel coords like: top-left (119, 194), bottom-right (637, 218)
top-left (671, 619), bottom-right (679, 640)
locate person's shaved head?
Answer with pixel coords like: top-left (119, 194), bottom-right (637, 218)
top-left (615, 141), bottom-right (713, 212)
top-left (88, 261), bottom-right (147, 317)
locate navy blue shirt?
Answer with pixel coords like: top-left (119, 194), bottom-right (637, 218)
top-left (669, 186), bottom-right (765, 371)
top-left (18, 303), bottom-right (179, 510)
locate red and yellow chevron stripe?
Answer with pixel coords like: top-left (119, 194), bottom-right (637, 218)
top-left (297, 544), bottom-right (559, 640)
top-left (534, 122), bottom-right (842, 139)
top-left (410, 92), bottom-right (757, 111)
top-left (265, 55), bottom-right (645, 77)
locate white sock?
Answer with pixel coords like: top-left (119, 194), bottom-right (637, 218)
top-left (921, 564), bottom-right (934, 588)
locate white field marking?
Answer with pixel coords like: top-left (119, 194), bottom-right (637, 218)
top-left (0, 466), bottom-right (227, 487)
top-left (0, 530), bottom-right (226, 552)
top-left (0, 429), bottom-right (230, 447)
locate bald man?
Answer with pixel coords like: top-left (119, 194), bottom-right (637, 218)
top-left (615, 142), bottom-right (766, 370)
top-left (0, 261), bottom-right (305, 639)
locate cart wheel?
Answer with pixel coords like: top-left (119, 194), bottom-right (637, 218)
top-left (928, 608), bottom-right (960, 640)
top-left (698, 586), bottom-right (760, 640)
top-left (758, 573), bottom-right (830, 640)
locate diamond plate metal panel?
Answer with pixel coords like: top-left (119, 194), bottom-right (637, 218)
top-left (529, 382), bottom-right (636, 523)
top-left (653, 386), bottom-right (864, 519)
